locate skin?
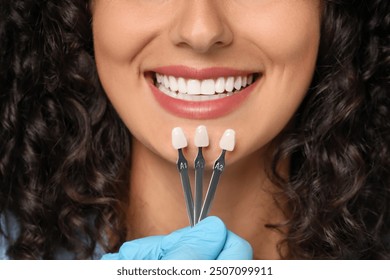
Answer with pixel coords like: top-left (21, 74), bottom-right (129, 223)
top-left (91, 0), bottom-right (321, 259)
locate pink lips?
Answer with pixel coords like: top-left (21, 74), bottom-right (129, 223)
top-left (148, 65), bottom-right (259, 119)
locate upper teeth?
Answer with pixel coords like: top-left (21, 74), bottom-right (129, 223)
top-left (155, 73), bottom-right (255, 96)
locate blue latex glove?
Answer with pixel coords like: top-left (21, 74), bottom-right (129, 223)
top-left (101, 216), bottom-right (253, 260)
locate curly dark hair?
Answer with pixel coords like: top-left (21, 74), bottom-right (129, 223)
top-left (0, 0), bottom-right (389, 259)
top-left (270, 0), bottom-right (390, 259)
top-left (0, 0), bottom-right (130, 259)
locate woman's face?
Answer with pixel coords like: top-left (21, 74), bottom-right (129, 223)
top-left (92, 0), bottom-right (321, 165)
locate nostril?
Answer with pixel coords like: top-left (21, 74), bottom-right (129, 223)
top-left (169, 3), bottom-right (233, 54)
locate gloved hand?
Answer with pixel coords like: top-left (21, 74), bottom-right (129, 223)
top-left (101, 216), bottom-right (253, 260)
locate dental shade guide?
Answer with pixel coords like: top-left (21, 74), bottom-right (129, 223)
top-left (172, 127), bottom-right (195, 227)
top-left (198, 129), bottom-right (236, 222)
top-left (194, 125), bottom-right (209, 225)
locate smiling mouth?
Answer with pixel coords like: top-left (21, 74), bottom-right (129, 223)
top-left (152, 72), bottom-right (260, 101)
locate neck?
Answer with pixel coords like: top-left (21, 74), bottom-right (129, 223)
top-left (127, 137), bottom-right (287, 259)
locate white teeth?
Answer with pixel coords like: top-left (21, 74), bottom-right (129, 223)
top-left (225, 77), bottom-right (234, 92)
top-left (247, 75), bottom-right (253, 85)
top-left (158, 84), bottom-right (230, 101)
top-left (169, 76), bottom-right (178, 92)
top-left (215, 77), bottom-right (225, 93)
top-left (155, 73), bottom-right (257, 97)
top-left (156, 73), bottom-right (163, 84)
top-left (178, 77), bottom-right (187, 94)
top-left (201, 79), bottom-right (215, 95)
top-left (187, 79), bottom-right (201, 95)
top-left (234, 76), bottom-right (242, 91)
top-left (159, 84), bottom-right (170, 95)
top-left (242, 76), bottom-right (247, 87)
top-left (163, 75), bottom-right (169, 89)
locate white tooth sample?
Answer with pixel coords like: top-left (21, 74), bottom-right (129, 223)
top-left (242, 76), bottom-right (248, 87)
top-left (187, 79), bottom-right (201, 95)
top-left (215, 77), bottom-right (225, 93)
top-left (219, 129), bottom-right (235, 151)
top-left (201, 79), bottom-right (215, 95)
top-left (163, 75), bottom-right (170, 88)
top-left (248, 75), bottom-right (254, 85)
top-left (169, 76), bottom-right (179, 92)
top-left (172, 127), bottom-right (188, 149)
top-left (194, 125), bottom-right (209, 147)
top-left (225, 77), bottom-right (234, 92)
top-left (234, 76), bottom-right (242, 91)
top-left (178, 77), bottom-right (187, 94)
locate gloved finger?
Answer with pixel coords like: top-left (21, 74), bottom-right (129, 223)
top-left (100, 226), bottom-right (191, 260)
top-left (161, 216), bottom-right (228, 260)
top-left (216, 230), bottom-right (253, 260)
top-left (159, 226), bottom-right (191, 251)
top-left (107, 235), bottom-right (163, 260)
top-left (101, 252), bottom-right (120, 260)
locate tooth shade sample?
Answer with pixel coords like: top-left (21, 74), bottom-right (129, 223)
top-left (172, 127), bottom-right (188, 149)
top-left (194, 125), bottom-right (209, 148)
top-left (219, 129), bottom-right (236, 151)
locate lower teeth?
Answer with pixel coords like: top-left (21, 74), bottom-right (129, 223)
top-left (157, 84), bottom-right (235, 100)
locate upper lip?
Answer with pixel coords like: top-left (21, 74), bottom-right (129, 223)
top-left (149, 65), bottom-right (259, 80)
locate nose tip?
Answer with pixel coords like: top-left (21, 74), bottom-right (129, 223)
top-left (176, 25), bottom-right (229, 54)
top-left (169, 1), bottom-right (233, 53)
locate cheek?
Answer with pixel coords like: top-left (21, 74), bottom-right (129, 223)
top-left (91, 3), bottom-right (162, 118)
top-left (234, 6), bottom-right (320, 153)
top-left (244, 4), bottom-right (320, 109)
top-left (269, 20), bottom-right (318, 60)
top-left (92, 3), bottom-right (161, 65)
top-left (237, 2), bottom-right (321, 65)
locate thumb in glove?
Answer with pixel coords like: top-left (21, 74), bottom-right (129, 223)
top-left (101, 216), bottom-right (252, 260)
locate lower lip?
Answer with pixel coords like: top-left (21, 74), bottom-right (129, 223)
top-left (149, 80), bottom-right (258, 119)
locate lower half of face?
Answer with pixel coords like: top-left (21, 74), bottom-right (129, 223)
top-left (92, 0), bottom-right (321, 168)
